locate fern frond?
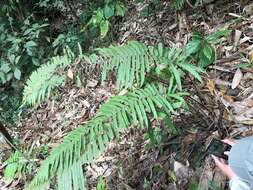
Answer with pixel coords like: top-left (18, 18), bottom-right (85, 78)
top-left (25, 41), bottom-right (202, 189)
top-left (4, 151), bottom-right (24, 180)
top-left (154, 44), bottom-right (203, 91)
top-left (171, 0), bottom-right (186, 10)
top-left (84, 41), bottom-right (202, 91)
top-left (84, 41), bottom-right (157, 90)
top-left (23, 41), bottom-right (201, 105)
top-left (23, 50), bottom-right (74, 106)
top-left (26, 84), bottom-right (185, 190)
top-left (171, 0), bottom-right (207, 9)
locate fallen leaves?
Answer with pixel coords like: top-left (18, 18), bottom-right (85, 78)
top-left (86, 79), bottom-right (98, 88)
top-left (220, 89), bottom-right (253, 125)
top-left (67, 68), bottom-right (74, 80)
top-left (249, 51), bottom-right (253, 62)
top-left (231, 68), bottom-right (243, 89)
top-left (243, 2), bottom-right (253, 16)
top-left (173, 161), bottom-right (193, 187)
top-left (233, 30), bottom-right (242, 49)
top-left (207, 79), bottom-right (215, 95)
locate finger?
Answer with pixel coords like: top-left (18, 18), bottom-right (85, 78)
top-left (211, 155), bottom-right (221, 165)
top-left (211, 155), bottom-right (226, 168)
top-left (222, 139), bottom-right (236, 146)
top-left (218, 157), bottom-right (226, 164)
top-left (213, 155), bottom-right (226, 164)
top-left (224, 151), bottom-right (230, 156)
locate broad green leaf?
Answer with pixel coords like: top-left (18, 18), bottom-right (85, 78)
top-left (140, 5), bottom-right (149, 17)
top-left (100, 20), bottom-right (109, 38)
top-left (92, 9), bottom-right (104, 25)
top-left (236, 63), bottom-right (253, 69)
top-left (163, 114), bottom-right (178, 134)
top-left (8, 54), bottom-right (16, 64)
top-left (103, 4), bottom-right (115, 18)
top-left (208, 180), bottom-right (223, 190)
top-left (14, 68), bottom-right (21, 80)
top-left (199, 46), bottom-right (215, 67)
top-left (202, 42), bottom-right (214, 61)
top-left (15, 55), bottom-right (21, 64)
top-left (0, 63), bottom-right (11, 73)
top-left (25, 41), bottom-right (37, 48)
top-left (206, 29), bottom-right (231, 43)
top-left (185, 40), bottom-right (201, 56)
top-left (0, 71), bottom-right (5, 83)
top-left (115, 2), bottom-right (125, 16)
top-left (192, 31), bottom-right (203, 41)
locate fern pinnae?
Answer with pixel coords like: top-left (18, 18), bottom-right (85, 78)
top-left (90, 41), bottom-right (156, 90)
top-left (23, 50), bottom-right (74, 106)
top-left (26, 84), bottom-right (185, 190)
top-left (25, 41), bottom-right (204, 190)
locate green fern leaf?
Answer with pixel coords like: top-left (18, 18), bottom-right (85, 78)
top-left (23, 50), bottom-right (74, 106)
top-left (88, 41), bottom-right (157, 90)
top-left (179, 62), bottom-right (203, 82)
top-left (26, 84), bottom-right (185, 190)
top-left (25, 41), bottom-right (202, 190)
top-left (86, 41), bottom-right (202, 91)
top-left (171, 0), bottom-right (186, 10)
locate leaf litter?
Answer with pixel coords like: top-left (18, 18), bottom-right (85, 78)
top-left (1, 1), bottom-right (253, 189)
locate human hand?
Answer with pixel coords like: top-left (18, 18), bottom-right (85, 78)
top-left (222, 139), bottom-right (236, 146)
top-left (211, 155), bottom-right (236, 179)
top-left (211, 138), bottom-right (236, 179)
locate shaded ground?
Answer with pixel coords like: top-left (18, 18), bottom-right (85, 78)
top-left (0, 0), bottom-right (253, 189)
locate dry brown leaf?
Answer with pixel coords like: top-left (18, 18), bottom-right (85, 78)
top-left (207, 79), bottom-right (215, 95)
top-left (174, 161), bottom-right (193, 186)
top-left (86, 79), bottom-right (98, 88)
top-left (249, 51), bottom-right (253, 63)
top-left (231, 68), bottom-right (243, 89)
top-left (223, 109), bottom-right (230, 120)
top-left (239, 36), bottom-right (252, 44)
top-left (222, 96), bottom-right (253, 124)
top-left (67, 68), bottom-right (74, 80)
top-left (223, 95), bottom-right (234, 102)
top-left (244, 2), bottom-right (253, 16)
top-left (182, 133), bottom-right (197, 145)
top-left (247, 44), bottom-right (253, 51)
top-left (233, 30), bottom-right (242, 48)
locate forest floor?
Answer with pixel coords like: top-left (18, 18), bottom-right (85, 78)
top-left (1, 0), bottom-right (253, 189)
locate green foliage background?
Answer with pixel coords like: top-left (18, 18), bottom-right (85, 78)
top-left (0, 0), bottom-right (126, 123)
